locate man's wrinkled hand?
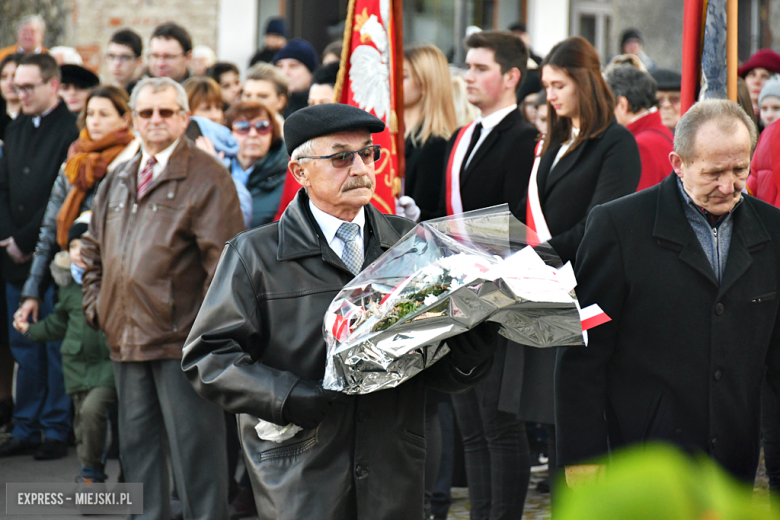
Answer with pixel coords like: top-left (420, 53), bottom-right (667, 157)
top-left (565, 464), bottom-right (606, 489)
top-left (0, 237), bottom-right (30, 264)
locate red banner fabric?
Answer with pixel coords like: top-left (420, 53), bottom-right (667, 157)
top-left (335, 0), bottom-right (400, 214)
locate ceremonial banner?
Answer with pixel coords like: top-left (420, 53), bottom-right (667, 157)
top-left (334, 0), bottom-right (404, 214)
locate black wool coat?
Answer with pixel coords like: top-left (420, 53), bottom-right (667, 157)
top-left (182, 190), bottom-right (490, 520)
top-left (518, 119), bottom-right (641, 264)
top-left (502, 120), bottom-right (640, 424)
top-left (0, 101), bottom-right (78, 283)
top-left (405, 135), bottom-right (447, 222)
top-left (556, 174), bottom-right (780, 482)
top-left (437, 108), bottom-right (538, 218)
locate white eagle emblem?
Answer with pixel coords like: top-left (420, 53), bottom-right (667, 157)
top-left (349, 0), bottom-right (391, 124)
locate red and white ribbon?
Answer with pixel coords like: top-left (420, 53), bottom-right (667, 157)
top-left (526, 140), bottom-right (551, 245)
top-left (445, 122), bottom-right (478, 216)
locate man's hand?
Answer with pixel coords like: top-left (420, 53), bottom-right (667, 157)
top-left (16, 298), bottom-right (40, 325)
top-left (565, 464), bottom-right (606, 489)
top-left (12, 315), bottom-right (29, 334)
top-left (0, 237), bottom-right (30, 264)
top-left (282, 379), bottom-right (341, 429)
top-left (447, 321), bottom-right (500, 373)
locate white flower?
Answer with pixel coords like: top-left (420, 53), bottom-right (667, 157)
top-left (423, 294), bottom-right (439, 307)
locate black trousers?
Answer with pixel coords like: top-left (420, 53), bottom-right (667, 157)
top-left (451, 342), bottom-right (530, 520)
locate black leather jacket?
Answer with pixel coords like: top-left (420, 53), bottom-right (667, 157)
top-left (21, 167), bottom-right (95, 300)
top-left (182, 190), bottom-right (489, 520)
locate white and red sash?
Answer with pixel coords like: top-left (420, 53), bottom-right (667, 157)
top-left (526, 139), bottom-right (551, 246)
top-left (445, 122), bottom-right (479, 216)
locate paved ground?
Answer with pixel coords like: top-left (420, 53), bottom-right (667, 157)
top-left (0, 436), bottom-right (771, 520)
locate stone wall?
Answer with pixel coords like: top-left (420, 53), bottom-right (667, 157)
top-left (1, 0), bottom-right (220, 79)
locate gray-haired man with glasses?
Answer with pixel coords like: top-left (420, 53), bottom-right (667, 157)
top-left (181, 103), bottom-right (497, 519)
top-left (80, 76), bottom-right (244, 519)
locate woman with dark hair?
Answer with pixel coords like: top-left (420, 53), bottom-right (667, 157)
top-left (225, 100), bottom-right (288, 227)
top-left (528, 36), bottom-right (641, 262)
top-left (16, 86), bottom-right (140, 323)
top-left (515, 36), bottom-right (640, 507)
top-left (0, 53), bottom-right (24, 141)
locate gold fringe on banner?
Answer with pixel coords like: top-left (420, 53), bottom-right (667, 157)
top-left (333, 0), bottom-right (357, 102)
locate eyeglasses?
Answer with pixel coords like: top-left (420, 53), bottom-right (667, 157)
top-left (134, 107), bottom-right (183, 119)
top-left (12, 81), bottom-right (44, 95)
top-left (297, 145), bottom-right (381, 168)
top-left (148, 53), bottom-right (184, 62)
top-left (232, 120), bottom-right (272, 135)
top-left (105, 53), bottom-right (136, 63)
top-left (657, 93), bottom-right (681, 106)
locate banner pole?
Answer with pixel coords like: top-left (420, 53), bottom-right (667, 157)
top-left (726, 0), bottom-right (738, 102)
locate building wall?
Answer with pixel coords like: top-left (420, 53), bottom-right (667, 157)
top-left (604, 0), bottom-right (682, 70)
top-left (70, 0), bottom-right (219, 78)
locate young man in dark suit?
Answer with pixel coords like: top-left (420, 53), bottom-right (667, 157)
top-left (440, 30), bottom-right (539, 520)
top-left (439, 31), bottom-right (538, 217)
top-left (0, 53), bottom-right (78, 459)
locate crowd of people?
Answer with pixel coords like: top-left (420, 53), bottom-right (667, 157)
top-left (2, 10), bottom-right (780, 520)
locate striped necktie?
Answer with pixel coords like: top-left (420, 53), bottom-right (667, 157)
top-left (137, 156), bottom-right (157, 200)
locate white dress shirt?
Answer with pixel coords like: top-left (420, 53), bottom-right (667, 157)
top-left (139, 138), bottom-right (180, 181)
top-left (308, 200), bottom-right (366, 258)
top-left (464, 104), bottom-right (519, 169)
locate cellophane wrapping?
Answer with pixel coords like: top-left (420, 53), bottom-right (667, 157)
top-left (323, 205), bottom-right (584, 394)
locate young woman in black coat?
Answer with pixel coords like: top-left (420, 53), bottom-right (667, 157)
top-left (402, 44), bottom-right (457, 222)
top-left (530, 36), bottom-right (642, 264)
top-left (511, 36), bottom-right (641, 509)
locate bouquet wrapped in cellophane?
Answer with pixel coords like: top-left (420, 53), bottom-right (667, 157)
top-left (322, 205), bottom-right (607, 395)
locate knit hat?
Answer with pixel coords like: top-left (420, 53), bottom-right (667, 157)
top-left (273, 39), bottom-right (319, 73)
top-left (759, 76), bottom-right (780, 105)
top-left (620, 29), bottom-right (643, 49)
top-left (738, 48), bottom-right (780, 78)
top-left (67, 211), bottom-right (91, 247)
top-left (651, 69), bottom-right (681, 92)
top-left (265, 17), bottom-right (286, 37)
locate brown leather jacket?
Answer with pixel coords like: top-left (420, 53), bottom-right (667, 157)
top-left (81, 138), bottom-right (245, 362)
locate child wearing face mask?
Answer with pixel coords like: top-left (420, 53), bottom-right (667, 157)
top-left (13, 212), bottom-right (116, 483)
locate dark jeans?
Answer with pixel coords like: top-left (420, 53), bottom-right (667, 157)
top-left (451, 343), bottom-right (530, 520)
top-left (7, 283), bottom-right (70, 442)
top-left (431, 400), bottom-right (455, 519)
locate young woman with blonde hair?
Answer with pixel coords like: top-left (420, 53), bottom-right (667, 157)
top-left (403, 44), bottom-right (457, 221)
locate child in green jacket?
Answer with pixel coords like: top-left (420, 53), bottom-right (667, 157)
top-left (14, 214), bottom-right (116, 482)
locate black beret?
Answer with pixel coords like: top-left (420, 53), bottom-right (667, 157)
top-left (651, 69), bottom-right (682, 91)
top-left (60, 64), bottom-right (100, 89)
top-left (284, 103), bottom-right (385, 156)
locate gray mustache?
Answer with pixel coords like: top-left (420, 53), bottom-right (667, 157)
top-left (342, 177), bottom-right (374, 192)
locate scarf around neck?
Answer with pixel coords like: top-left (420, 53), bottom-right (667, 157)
top-left (56, 127), bottom-right (134, 248)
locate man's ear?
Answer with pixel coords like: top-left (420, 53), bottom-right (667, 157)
top-left (505, 67), bottom-right (521, 90)
top-left (290, 161), bottom-right (309, 187)
top-left (669, 151), bottom-right (684, 179)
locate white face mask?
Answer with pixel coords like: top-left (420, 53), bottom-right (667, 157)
top-left (70, 263), bottom-right (84, 285)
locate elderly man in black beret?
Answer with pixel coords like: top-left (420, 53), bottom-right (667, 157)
top-left (182, 103), bottom-right (496, 520)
